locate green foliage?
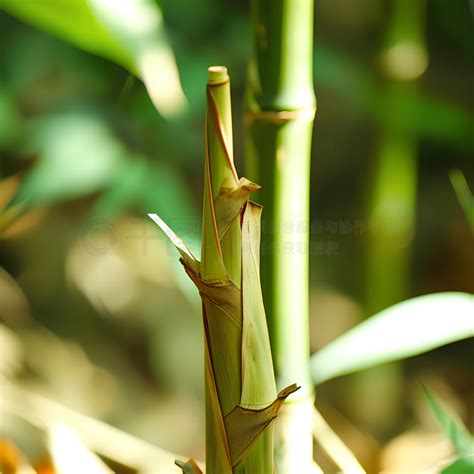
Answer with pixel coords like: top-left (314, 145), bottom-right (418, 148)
top-left (421, 384), bottom-right (474, 457)
top-left (441, 456), bottom-right (474, 474)
top-left (0, 0), bottom-right (186, 116)
top-left (92, 157), bottom-right (195, 223)
top-left (422, 385), bottom-right (474, 474)
top-left (14, 112), bottom-right (125, 206)
top-left (0, 89), bottom-right (21, 149)
top-left (450, 169), bottom-right (474, 232)
top-left (0, 0), bottom-right (128, 64)
top-left (311, 292), bottom-right (474, 384)
top-left (316, 45), bottom-right (474, 151)
top-left (0, 1), bottom-right (473, 470)
top-left (5, 109), bottom-right (196, 240)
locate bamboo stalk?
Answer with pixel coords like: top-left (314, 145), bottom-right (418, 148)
top-left (150, 66), bottom-right (298, 473)
top-left (353, 0), bottom-right (428, 436)
top-left (245, 0), bottom-right (316, 471)
top-left (366, 0), bottom-right (427, 315)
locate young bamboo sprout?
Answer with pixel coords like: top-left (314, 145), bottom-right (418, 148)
top-left (149, 66), bottom-right (298, 473)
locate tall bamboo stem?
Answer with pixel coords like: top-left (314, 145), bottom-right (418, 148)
top-left (352, 0), bottom-right (427, 436)
top-left (367, 0), bottom-right (427, 314)
top-left (245, 0), bottom-right (316, 470)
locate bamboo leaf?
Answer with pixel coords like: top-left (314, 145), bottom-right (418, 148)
top-left (441, 456), bottom-right (474, 474)
top-left (450, 169), bottom-right (474, 232)
top-left (421, 384), bottom-right (474, 457)
top-left (0, 0), bottom-right (186, 117)
top-left (311, 292), bottom-right (474, 384)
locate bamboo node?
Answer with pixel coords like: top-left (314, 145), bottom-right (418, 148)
top-left (245, 106), bottom-right (316, 124)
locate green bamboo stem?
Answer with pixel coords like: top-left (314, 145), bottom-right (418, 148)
top-left (367, 0), bottom-right (427, 315)
top-left (366, 119), bottom-right (418, 315)
top-left (353, 0), bottom-right (427, 436)
top-left (246, 0), bottom-right (316, 471)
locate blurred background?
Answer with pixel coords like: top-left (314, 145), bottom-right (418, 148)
top-left (0, 0), bottom-right (473, 472)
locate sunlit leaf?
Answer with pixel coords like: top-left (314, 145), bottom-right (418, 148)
top-left (0, 0), bottom-right (186, 117)
top-left (311, 292), bottom-right (474, 384)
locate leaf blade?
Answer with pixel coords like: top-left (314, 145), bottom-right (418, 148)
top-left (311, 292), bottom-right (474, 384)
top-left (421, 384), bottom-right (474, 457)
top-left (441, 456), bottom-right (474, 474)
top-left (0, 0), bottom-right (186, 116)
top-left (450, 169), bottom-right (474, 232)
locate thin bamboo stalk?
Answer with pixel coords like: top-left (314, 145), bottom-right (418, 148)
top-left (245, 0), bottom-right (316, 470)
